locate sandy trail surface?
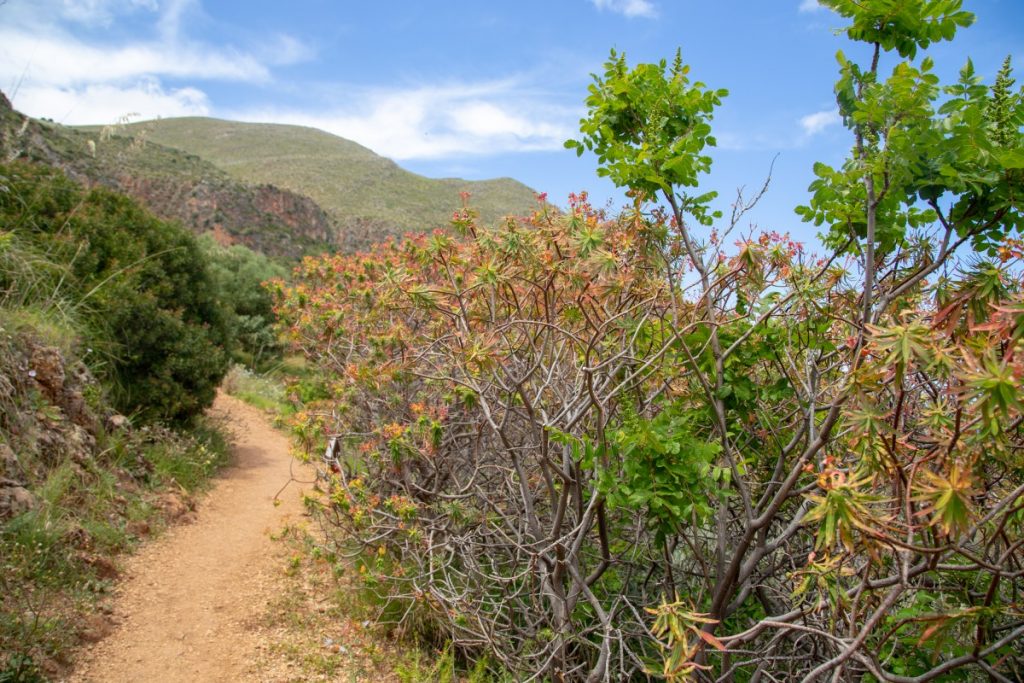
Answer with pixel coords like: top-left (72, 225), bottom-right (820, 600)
top-left (65, 393), bottom-right (313, 682)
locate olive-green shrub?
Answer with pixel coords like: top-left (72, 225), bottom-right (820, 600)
top-left (0, 162), bottom-right (231, 422)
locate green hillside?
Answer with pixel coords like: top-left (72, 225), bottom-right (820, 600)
top-left (1, 97), bottom-right (338, 260)
top-left (102, 117), bottom-right (540, 248)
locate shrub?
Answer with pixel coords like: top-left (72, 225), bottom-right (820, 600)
top-left (198, 235), bottom-right (287, 370)
top-left (276, 3), bottom-right (1024, 679)
top-left (0, 162), bottom-right (231, 423)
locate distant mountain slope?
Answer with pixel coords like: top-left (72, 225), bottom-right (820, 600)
top-left (107, 117), bottom-right (540, 249)
top-left (1, 93), bottom-right (336, 260)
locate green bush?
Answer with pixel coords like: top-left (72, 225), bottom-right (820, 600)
top-left (198, 235), bottom-right (287, 370)
top-left (0, 162), bottom-right (231, 422)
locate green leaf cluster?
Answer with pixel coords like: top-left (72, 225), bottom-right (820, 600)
top-left (822, 0), bottom-right (974, 59)
top-left (566, 49), bottom-right (726, 224)
top-left (601, 405), bottom-right (720, 538)
top-left (797, 2), bottom-right (1023, 256)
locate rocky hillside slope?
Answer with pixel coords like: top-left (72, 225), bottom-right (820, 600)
top-left (103, 117), bottom-right (541, 250)
top-left (0, 315), bottom-right (229, 679)
top-left (0, 92), bottom-right (336, 260)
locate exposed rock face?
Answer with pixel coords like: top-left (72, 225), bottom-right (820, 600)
top-left (253, 184), bottom-right (334, 243)
top-left (0, 327), bottom-right (104, 480)
top-left (0, 442), bottom-right (18, 477)
top-left (29, 345), bottom-right (65, 403)
top-left (24, 344), bottom-right (96, 430)
top-left (108, 174), bottom-right (336, 259)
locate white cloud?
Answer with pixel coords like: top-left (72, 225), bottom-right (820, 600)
top-left (260, 34), bottom-right (317, 67)
top-left (591, 0), bottom-right (657, 19)
top-left (0, 0), bottom-right (310, 123)
top-left (157, 0), bottom-right (199, 41)
top-left (14, 80), bottom-right (210, 123)
top-left (449, 101), bottom-right (566, 140)
top-left (799, 108), bottom-right (840, 136)
top-left (0, 29), bottom-right (270, 88)
top-left (798, 0), bottom-right (824, 12)
top-left (231, 81), bottom-right (577, 160)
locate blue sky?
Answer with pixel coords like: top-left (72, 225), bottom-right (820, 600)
top-left (1, 0), bottom-right (1021, 243)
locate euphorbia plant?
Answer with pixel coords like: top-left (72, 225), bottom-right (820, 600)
top-left (276, 1), bottom-right (1023, 679)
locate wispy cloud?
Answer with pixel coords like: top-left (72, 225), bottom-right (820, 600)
top-left (716, 107), bottom-right (842, 151)
top-left (591, 0), bottom-right (658, 19)
top-left (39, 0), bottom-right (159, 26)
top-left (799, 108), bottom-right (840, 136)
top-left (260, 35), bottom-right (317, 67)
top-left (231, 80), bottom-right (578, 160)
top-left (0, 0), bottom-right (308, 123)
top-left (15, 80), bottom-right (210, 123)
top-left (157, 0), bottom-right (199, 41)
top-left (0, 29), bottom-right (270, 87)
top-left (798, 0), bottom-right (825, 12)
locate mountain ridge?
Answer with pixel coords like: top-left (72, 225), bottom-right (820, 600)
top-left (99, 116), bottom-right (540, 250)
top-left (2, 90), bottom-right (540, 257)
top-left (1, 95), bottom-right (337, 259)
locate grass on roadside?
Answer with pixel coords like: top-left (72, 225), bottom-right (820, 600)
top-left (222, 364), bottom-right (291, 414)
top-left (221, 355), bottom-right (331, 425)
top-left (0, 418), bottom-right (232, 681)
top-left (254, 522), bottom-right (401, 682)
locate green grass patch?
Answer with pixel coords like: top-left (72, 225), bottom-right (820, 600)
top-left (142, 420), bottom-right (231, 492)
top-left (222, 364), bottom-right (293, 415)
top-left (221, 357), bottom-right (330, 421)
top-left (0, 307), bottom-right (80, 357)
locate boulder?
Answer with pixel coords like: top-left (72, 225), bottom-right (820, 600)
top-left (66, 423), bottom-right (96, 464)
top-left (79, 553), bottom-right (119, 580)
top-left (106, 413), bottom-right (130, 431)
top-left (0, 477), bottom-right (37, 519)
top-left (159, 492), bottom-right (194, 521)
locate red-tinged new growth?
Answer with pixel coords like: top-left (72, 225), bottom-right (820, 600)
top-left (274, 2), bottom-right (1024, 678)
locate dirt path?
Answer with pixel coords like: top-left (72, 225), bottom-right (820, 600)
top-left (65, 393), bottom-right (314, 683)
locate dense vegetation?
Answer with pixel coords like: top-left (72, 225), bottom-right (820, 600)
top-left (0, 159), bottom-right (275, 679)
top-left (198, 235), bottom-right (287, 371)
top-left (276, 1), bottom-right (1024, 680)
top-left (0, 162), bottom-right (231, 423)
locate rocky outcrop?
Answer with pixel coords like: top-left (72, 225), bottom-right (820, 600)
top-left (0, 477), bottom-right (36, 518)
top-left (108, 173), bottom-right (336, 259)
top-left (0, 328), bottom-right (104, 499)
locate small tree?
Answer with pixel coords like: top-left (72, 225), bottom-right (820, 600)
top-left (567, 0), bottom-right (1024, 679)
